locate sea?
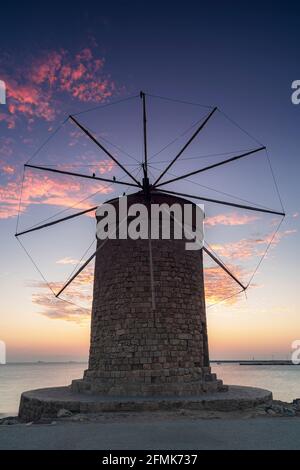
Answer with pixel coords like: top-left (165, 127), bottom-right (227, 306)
top-left (0, 362), bottom-right (299, 417)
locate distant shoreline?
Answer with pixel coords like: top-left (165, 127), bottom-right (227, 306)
top-left (1, 360), bottom-right (298, 366)
top-left (1, 361), bottom-right (88, 365)
top-left (211, 360), bottom-right (299, 366)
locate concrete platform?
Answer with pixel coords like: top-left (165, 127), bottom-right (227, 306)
top-left (18, 385), bottom-right (272, 422)
top-left (2, 417), bottom-right (300, 450)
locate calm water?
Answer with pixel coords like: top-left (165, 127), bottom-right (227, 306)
top-left (212, 364), bottom-right (300, 403)
top-left (0, 362), bottom-right (299, 417)
top-left (0, 363), bottom-right (87, 417)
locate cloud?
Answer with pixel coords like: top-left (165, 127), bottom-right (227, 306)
top-left (1, 47), bottom-right (118, 127)
top-left (0, 45), bottom-right (122, 221)
top-left (30, 265), bottom-right (94, 323)
top-left (210, 239), bottom-right (262, 260)
top-left (205, 212), bottom-right (259, 227)
top-left (204, 265), bottom-right (244, 305)
top-left (210, 229), bottom-right (296, 261)
top-left (56, 257), bottom-right (83, 266)
top-left (2, 165), bottom-right (15, 174)
top-left (0, 137), bottom-right (14, 174)
top-left (0, 170), bottom-right (113, 219)
top-left (32, 293), bottom-right (91, 323)
top-left (0, 112), bottom-right (16, 129)
top-left (7, 82), bottom-right (55, 121)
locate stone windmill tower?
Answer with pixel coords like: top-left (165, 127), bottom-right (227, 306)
top-left (72, 191), bottom-right (225, 396)
top-left (17, 92), bottom-right (285, 405)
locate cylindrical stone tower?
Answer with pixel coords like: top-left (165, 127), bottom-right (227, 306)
top-left (72, 192), bottom-right (224, 396)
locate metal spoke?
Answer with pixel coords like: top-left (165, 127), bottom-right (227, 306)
top-left (154, 147), bottom-right (266, 188)
top-left (153, 107), bottom-right (217, 186)
top-left (55, 249), bottom-right (98, 298)
top-left (155, 189), bottom-right (285, 217)
top-left (15, 206), bottom-right (98, 237)
top-left (56, 214), bottom-right (128, 298)
top-left (203, 246), bottom-right (246, 291)
top-left (69, 115), bottom-right (142, 187)
top-left (148, 162), bottom-right (274, 210)
top-left (25, 164), bottom-right (139, 188)
top-left (141, 91), bottom-right (148, 172)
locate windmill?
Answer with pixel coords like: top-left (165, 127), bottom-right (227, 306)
top-left (16, 92), bottom-right (285, 396)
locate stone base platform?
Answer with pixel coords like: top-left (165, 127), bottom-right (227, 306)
top-left (18, 385), bottom-right (272, 422)
top-left (71, 372), bottom-right (225, 396)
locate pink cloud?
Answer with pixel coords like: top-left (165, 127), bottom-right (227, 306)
top-left (32, 292), bottom-right (91, 323)
top-left (31, 51), bottom-right (63, 86)
top-left (204, 265), bottom-right (244, 305)
top-left (56, 257), bottom-right (83, 266)
top-left (2, 165), bottom-right (15, 175)
top-left (0, 170), bottom-right (113, 220)
top-left (30, 265), bottom-right (94, 322)
top-left (0, 46), bottom-right (123, 226)
top-left (0, 137), bottom-right (13, 157)
top-left (0, 130), bottom-right (117, 220)
top-left (6, 81), bottom-right (55, 121)
top-left (76, 48), bottom-right (93, 62)
top-left (205, 212), bottom-right (259, 227)
top-left (210, 229), bottom-right (296, 261)
top-left (1, 47), bottom-right (119, 127)
top-left (0, 112), bottom-right (16, 129)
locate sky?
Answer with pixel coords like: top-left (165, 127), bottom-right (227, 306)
top-left (0, 1), bottom-right (299, 362)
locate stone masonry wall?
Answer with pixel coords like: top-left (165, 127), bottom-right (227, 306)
top-left (72, 193), bottom-right (224, 396)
